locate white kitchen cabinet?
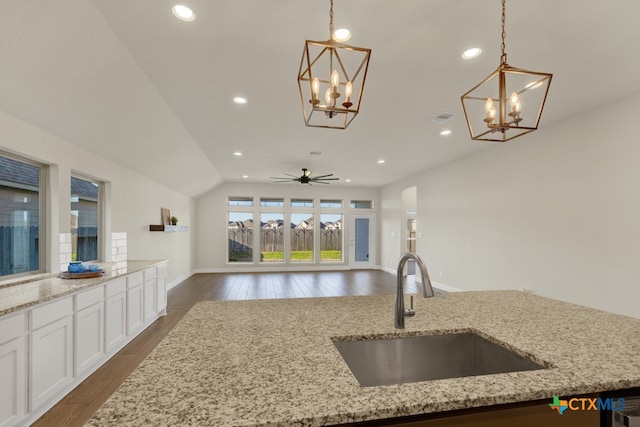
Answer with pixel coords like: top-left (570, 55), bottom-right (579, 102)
top-left (156, 264), bottom-right (167, 314)
top-left (105, 278), bottom-right (127, 353)
top-left (75, 286), bottom-right (105, 377)
top-left (0, 313), bottom-right (27, 427)
top-left (1, 261), bottom-right (168, 426)
top-left (29, 301), bottom-right (73, 411)
top-left (127, 283), bottom-right (144, 336)
top-left (143, 267), bottom-right (157, 324)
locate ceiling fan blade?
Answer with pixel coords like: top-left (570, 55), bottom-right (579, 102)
top-left (284, 173), bottom-right (300, 178)
top-left (270, 176), bottom-right (296, 180)
top-left (312, 173), bottom-right (334, 179)
top-left (312, 181), bottom-right (330, 184)
top-left (312, 177), bottom-right (340, 181)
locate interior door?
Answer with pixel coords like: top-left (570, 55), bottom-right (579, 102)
top-left (349, 214), bottom-right (375, 268)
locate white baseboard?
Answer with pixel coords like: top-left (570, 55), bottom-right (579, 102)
top-left (167, 271), bottom-right (195, 290)
top-left (430, 281), bottom-right (464, 292)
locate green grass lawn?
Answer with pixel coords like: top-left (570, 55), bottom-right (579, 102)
top-left (258, 250), bottom-right (343, 262)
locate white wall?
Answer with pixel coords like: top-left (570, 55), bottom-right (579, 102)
top-left (379, 92), bottom-right (640, 318)
top-left (0, 111), bottom-right (193, 287)
top-left (195, 182), bottom-right (379, 271)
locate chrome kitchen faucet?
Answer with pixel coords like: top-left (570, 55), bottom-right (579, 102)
top-left (395, 253), bottom-right (434, 329)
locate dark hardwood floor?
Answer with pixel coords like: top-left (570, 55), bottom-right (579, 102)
top-left (33, 269), bottom-right (422, 427)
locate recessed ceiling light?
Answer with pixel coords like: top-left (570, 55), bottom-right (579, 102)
top-left (377, 159), bottom-right (385, 164)
top-left (233, 97), bottom-right (247, 104)
top-left (333, 28), bottom-right (351, 42)
top-left (242, 175), bottom-right (248, 179)
top-left (440, 130), bottom-right (452, 136)
top-left (345, 179), bottom-right (352, 183)
top-left (234, 152), bottom-right (242, 156)
top-left (172, 5), bottom-right (195, 22)
top-left (462, 47), bottom-right (482, 59)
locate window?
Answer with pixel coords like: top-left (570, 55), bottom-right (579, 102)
top-left (351, 200), bottom-right (373, 209)
top-left (320, 199), bottom-right (342, 208)
top-left (0, 154), bottom-right (43, 278)
top-left (71, 175), bottom-right (100, 262)
top-left (320, 214), bottom-right (342, 261)
top-left (228, 196), bottom-right (253, 206)
top-left (228, 212), bottom-right (253, 262)
top-left (291, 198), bottom-right (313, 208)
top-left (260, 198), bottom-right (284, 207)
top-left (291, 213), bottom-right (313, 262)
top-left (260, 212), bottom-right (284, 262)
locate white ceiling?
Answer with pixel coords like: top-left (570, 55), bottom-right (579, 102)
top-left (1, 0), bottom-right (639, 196)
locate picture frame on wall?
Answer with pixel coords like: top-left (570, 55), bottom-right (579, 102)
top-left (161, 208), bottom-right (171, 225)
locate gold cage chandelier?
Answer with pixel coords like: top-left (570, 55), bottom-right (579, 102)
top-left (297, 0), bottom-right (371, 130)
top-left (461, 0), bottom-right (552, 142)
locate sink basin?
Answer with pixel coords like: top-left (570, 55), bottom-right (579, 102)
top-left (333, 332), bottom-right (546, 387)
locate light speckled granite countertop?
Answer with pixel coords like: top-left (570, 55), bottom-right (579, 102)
top-left (87, 291), bottom-right (640, 426)
top-left (0, 260), bottom-right (167, 316)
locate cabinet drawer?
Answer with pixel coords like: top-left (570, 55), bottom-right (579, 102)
top-left (105, 277), bottom-right (127, 298)
top-left (76, 286), bottom-right (104, 311)
top-left (143, 267), bottom-right (157, 281)
top-left (31, 296), bottom-right (73, 330)
top-left (0, 311), bottom-right (27, 344)
top-left (127, 271), bottom-right (144, 288)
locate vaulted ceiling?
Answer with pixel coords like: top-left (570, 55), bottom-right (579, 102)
top-left (1, 0), bottom-right (639, 196)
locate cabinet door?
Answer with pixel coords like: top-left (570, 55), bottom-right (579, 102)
top-left (105, 291), bottom-right (127, 352)
top-left (75, 302), bottom-right (104, 377)
top-left (127, 284), bottom-right (144, 336)
top-left (30, 315), bottom-right (73, 410)
top-left (143, 279), bottom-right (157, 324)
top-left (156, 274), bottom-right (167, 314)
top-left (0, 336), bottom-right (26, 427)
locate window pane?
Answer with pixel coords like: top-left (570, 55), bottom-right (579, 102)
top-left (320, 199), bottom-right (342, 208)
top-left (228, 212), bottom-right (253, 262)
top-left (260, 198), bottom-right (284, 207)
top-left (351, 200), bottom-right (373, 209)
top-left (320, 214), bottom-right (342, 262)
top-left (228, 196), bottom-right (253, 206)
top-left (260, 213), bottom-right (284, 262)
top-left (291, 198), bottom-right (314, 208)
top-left (291, 213), bottom-right (313, 262)
top-left (0, 155), bottom-right (41, 277)
top-left (71, 176), bottom-right (99, 262)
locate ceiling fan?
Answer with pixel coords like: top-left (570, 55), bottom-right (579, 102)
top-left (270, 168), bottom-right (339, 184)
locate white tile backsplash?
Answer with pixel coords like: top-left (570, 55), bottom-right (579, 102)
top-left (59, 232), bottom-right (72, 272)
top-left (112, 232), bottom-right (127, 261)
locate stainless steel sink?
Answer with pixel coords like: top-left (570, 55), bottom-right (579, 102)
top-left (333, 332), bottom-right (546, 387)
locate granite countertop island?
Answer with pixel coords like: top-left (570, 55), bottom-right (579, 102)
top-left (0, 259), bottom-right (167, 317)
top-left (87, 291), bottom-right (640, 426)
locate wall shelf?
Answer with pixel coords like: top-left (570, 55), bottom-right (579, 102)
top-left (149, 225), bottom-right (188, 232)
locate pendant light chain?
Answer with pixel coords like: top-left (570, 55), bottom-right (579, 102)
top-left (329, 0), bottom-right (334, 39)
top-left (500, 0), bottom-right (507, 65)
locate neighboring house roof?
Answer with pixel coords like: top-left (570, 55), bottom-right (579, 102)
top-left (0, 157), bottom-right (98, 199)
top-left (71, 176), bottom-right (98, 200)
top-left (0, 156), bottom-right (39, 188)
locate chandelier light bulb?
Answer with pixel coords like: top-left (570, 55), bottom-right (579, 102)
top-left (509, 92), bottom-right (521, 113)
top-left (344, 81), bottom-right (353, 100)
top-left (331, 69), bottom-right (340, 92)
top-left (484, 98), bottom-right (496, 121)
top-left (311, 77), bottom-right (320, 104)
top-left (324, 88), bottom-right (332, 106)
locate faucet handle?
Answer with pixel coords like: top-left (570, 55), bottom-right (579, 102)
top-left (406, 295), bottom-right (416, 318)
